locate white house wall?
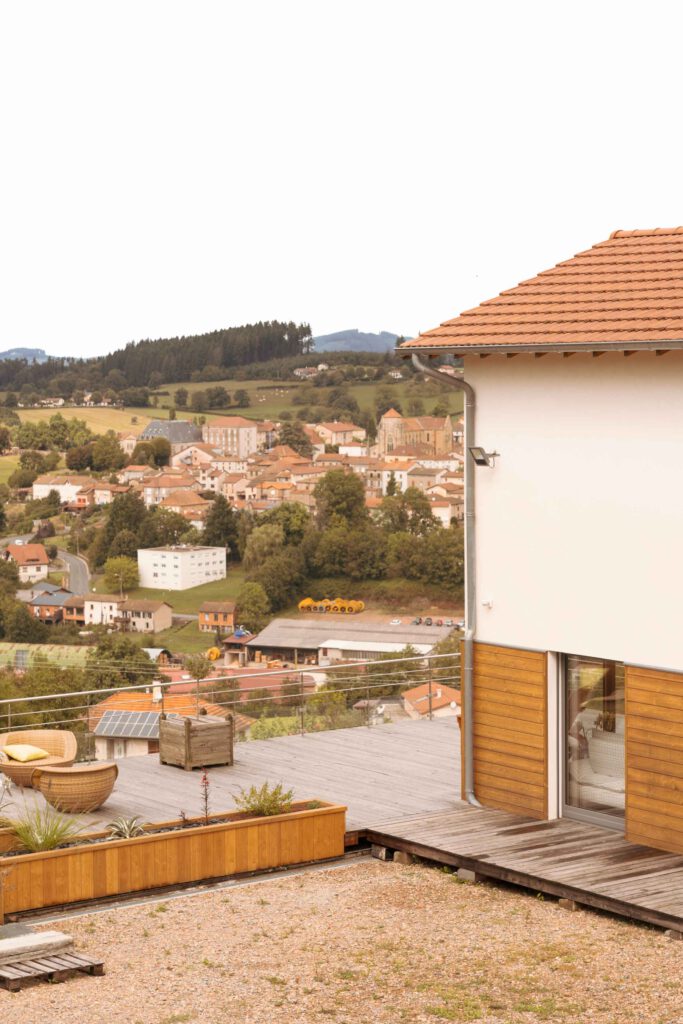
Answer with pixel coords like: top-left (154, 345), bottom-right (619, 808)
top-left (465, 351), bottom-right (683, 671)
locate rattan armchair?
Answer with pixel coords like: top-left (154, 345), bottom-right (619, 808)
top-left (0, 730), bottom-right (78, 787)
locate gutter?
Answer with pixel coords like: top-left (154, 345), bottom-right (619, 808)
top-left (410, 354), bottom-right (481, 807)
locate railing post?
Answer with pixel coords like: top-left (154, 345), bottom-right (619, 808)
top-left (299, 670), bottom-right (305, 736)
top-left (428, 663), bottom-right (434, 721)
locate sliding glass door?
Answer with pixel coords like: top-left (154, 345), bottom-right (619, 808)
top-left (563, 654), bottom-right (625, 827)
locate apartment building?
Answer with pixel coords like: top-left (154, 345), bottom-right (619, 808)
top-left (202, 416), bottom-right (258, 458)
top-left (137, 545), bottom-right (227, 590)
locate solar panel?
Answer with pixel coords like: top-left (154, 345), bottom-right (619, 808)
top-left (94, 710), bottom-right (161, 739)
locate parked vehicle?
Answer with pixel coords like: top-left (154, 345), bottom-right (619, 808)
top-left (424, 617), bottom-right (433, 626)
top-left (412, 617), bottom-right (422, 625)
top-left (444, 619), bottom-right (454, 627)
top-left (390, 618), bottom-right (402, 625)
top-left (455, 620), bottom-right (465, 630)
top-left (436, 619), bottom-right (443, 627)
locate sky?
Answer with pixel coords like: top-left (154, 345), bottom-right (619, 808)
top-left (0, 0), bottom-right (681, 358)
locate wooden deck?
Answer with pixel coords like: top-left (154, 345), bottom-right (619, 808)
top-left (21, 718), bottom-right (462, 834)
top-left (365, 805), bottom-right (683, 933)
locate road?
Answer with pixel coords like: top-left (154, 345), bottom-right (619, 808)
top-left (58, 549), bottom-right (90, 594)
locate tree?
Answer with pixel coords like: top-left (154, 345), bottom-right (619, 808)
top-left (235, 582), bottom-right (270, 633)
top-left (86, 636), bottom-right (154, 689)
top-left (202, 494), bottom-right (238, 554)
top-left (275, 421), bottom-right (312, 457)
top-left (103, 555), bottom-right (139, 594)
top-left (243, 524), bottom-right (285, 571)
top-left (406, 397), bottom-right (425, 416)
top-left (403, 486), bottom-right (438, 535)
top-left (432, 400), bottom-right (450, 417)
top-left (313, 469), bottom-right (367, 528)
top-left (250, 549), bottom-right (306, 610)
top-left (66, 444), bottom-right (94, 471)
top-left (385, 471), bottom-right (398, 497)
top-left (174, 388), bottom-right (188, 408)
top-left (191, 390), bottom-right (208, 412)
top-left (150, 437), bottom-right (171, 467)
top-left (0, 502), bottom-right (5, 534)
top-left (151, 508), bottom-right (192, 546)
top-left (108, 529), bottom-right (138, 559)
top-left (168, 407), bottom-right (176, 420)
top-left (91, 432), bottom-right (125, 472)
top-left (0, 427), bottom-right (10, 452)
top-left (259, 502), bottom-right (311, 546)
top-left (4, 392), bottom-right (17, 408)
top-left (234, 389), bottom-right (250, 408)
top-left (0, 559), bottom-right (18, 596)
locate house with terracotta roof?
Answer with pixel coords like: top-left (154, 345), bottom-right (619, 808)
top-left (315, 421), bottom-right (366, 446)
top-left (118, 599), bottom-right (173, 633)
top-left (4, 543), bottom-right (50, 583)
top-left (400, 225), bottom-right (683, 858)
top-left (198, 601), bottom-right (236, 634)
top-left (402, 682), bottom-right (461, 720)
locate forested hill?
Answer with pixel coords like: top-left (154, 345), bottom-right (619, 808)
top-left (99, 321), bottom-right (312, 383)
top-left (0, 320), bottom-right (312, 394)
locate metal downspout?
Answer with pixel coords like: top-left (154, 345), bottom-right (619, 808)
top-left (411, 354), bottom-right (481, 807)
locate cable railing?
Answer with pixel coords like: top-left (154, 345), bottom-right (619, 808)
top-left (0, 651), bottom-right (461, 747)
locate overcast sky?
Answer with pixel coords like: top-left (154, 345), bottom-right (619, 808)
top-left (0, 1), bottom-right (679, 357)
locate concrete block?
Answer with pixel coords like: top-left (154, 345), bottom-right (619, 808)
top-left (393, 851), bottom-right (413, 865)
top-left (370, 844), bottom-right (393, 861)
top-left (456, 868), bottom-right (481, 883)
top-left (665, 929), bottom-right (683, 940)
top-left (558, 898), bottom-right (581, 912)
top-left (0, 929), bottom-right (74, 965)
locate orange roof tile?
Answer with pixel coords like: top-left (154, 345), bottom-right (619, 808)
top-left (401, 228), bottom-right (683, 354)
top-left (90, 691), bottom-right (225, 719)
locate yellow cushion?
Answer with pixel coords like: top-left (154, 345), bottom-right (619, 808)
top-left (3, 744), bottom-right (50, 763)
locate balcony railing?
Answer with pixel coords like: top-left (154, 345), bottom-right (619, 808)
top-left (0, 651), bottom-right (461, 749)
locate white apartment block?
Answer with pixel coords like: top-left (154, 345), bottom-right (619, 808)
top-left (202, 417), bottom-right (258, 458)
top-left (137, 545), bottom-right (227, 590)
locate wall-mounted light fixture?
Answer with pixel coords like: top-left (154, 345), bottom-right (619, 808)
top-left (468, 446), bottom-right (500, 468)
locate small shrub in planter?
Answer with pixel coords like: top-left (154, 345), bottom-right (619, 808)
top-left (234, 782), bottom-right (294, 817)
top-left (106, 815), bottom-right (147, 839)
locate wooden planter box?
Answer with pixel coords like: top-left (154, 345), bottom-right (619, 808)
top-left (0, 801), bottom-right (346, 917)
top-left (159, 713), bottom-right (234, 770)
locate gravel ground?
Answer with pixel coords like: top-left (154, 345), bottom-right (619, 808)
top-left (5, 859), bottom-right (683, 1024)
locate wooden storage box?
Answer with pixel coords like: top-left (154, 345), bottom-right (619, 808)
top-left (159, 714), bottom-right (234, 770)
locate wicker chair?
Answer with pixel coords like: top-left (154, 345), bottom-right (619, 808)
top-left (0, 730), bottom-right (78, 788)
top-left (31, 762), bottom-right (118, 813)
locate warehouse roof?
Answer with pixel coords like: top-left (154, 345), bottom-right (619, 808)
top-left (247, 617), bottom-right (452, 651)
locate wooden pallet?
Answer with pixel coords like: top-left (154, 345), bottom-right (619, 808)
top-left (0, 952), bottom-right (104, 992)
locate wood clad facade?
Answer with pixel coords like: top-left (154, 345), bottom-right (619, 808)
top-left (625, 665), bottom-right (683, 854)
top-left (465, 641), bottom-right (548, 819)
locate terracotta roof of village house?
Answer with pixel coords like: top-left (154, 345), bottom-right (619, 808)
top-left (400, 228), bottom-right (683, 354)
top-left (6, 543), bottom-right (49, 565)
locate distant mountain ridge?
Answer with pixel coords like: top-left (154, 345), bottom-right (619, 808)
top-left (312, 329), bottom-right (403, 353)
top-left (0, 347), bottom-right (49, 363)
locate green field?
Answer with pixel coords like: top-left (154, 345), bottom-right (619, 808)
top-left (0, 454), bottom-right (19, 485)
top-left (126, 567), bottom-right (246, 616)
top-left (16, 406), bottom-right (153, 435)
top-left (153, 375), bottom-right (463, 422)
top-left (153, 620), bottom-right (220, 655)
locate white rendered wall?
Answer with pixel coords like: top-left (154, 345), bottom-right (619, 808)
top-left (465, 351), bottom-right (683, 672)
